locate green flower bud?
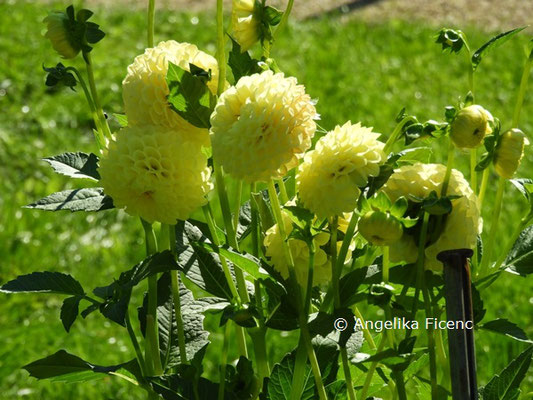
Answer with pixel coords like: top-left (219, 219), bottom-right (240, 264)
top-left (358, 211), bottom-right (403, 246)
top-left (43, 11), bottom-right (80, 59)
top-left (450, 105), bottom-right (493, 149)
top-left (494, 128), bottom-right (529, 179)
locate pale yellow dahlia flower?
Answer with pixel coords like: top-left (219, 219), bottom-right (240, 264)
top-left (494, 128), bottom-right (529, 179)
top-left (381, 163), bottom-right (481, 271)
top-left (43, 12), bottom-right (80, 59)
top-left (122, 40), bottom-right (219, 146)
top-left (210, 71), bottom-right (317, 182)
top-left (99, 125), bottom-right (213, 224)
top-left (232, 0), bottom-right (260, 52)
top-left (264, 205), bottom-right (354, 287)
top-left (297, 122), bottom-right (386, 218)
top-left (450, 105), bottom-right (493, 149)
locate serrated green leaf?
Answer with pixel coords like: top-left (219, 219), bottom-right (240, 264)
top-left (267, 351), bottom-right (315, 400)
top-left (166, 62), bottom-right (212, 129)
top-left (480, 345), bottom-right (533, 400)
top-left (228, 37), bottom-right (262, 81)
top-left (1, 271), bottom-right (84, 296)
top-left (25, 188), bottom-right (114, 212)
top-left (43, 152), bottom-right (100, 180)
top-left (481, 319), bottom-right (532, 343)
top-left (504, 225), bottom-right (533, 276)
top-left (60, 296), bottom-right (82, 332)
top-left (472, 27), bottom-right (527, 71)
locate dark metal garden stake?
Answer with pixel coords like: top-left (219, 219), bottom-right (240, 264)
top-left (437, 248), bottom-right (477, 400)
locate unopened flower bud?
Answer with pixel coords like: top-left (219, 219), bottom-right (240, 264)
top-left (450, 105), bottom-right (493, 149)
top-left (494, 128), bottom-right (529, 179)
top-left (43, 11), bottom-right (80, 59)
top-left (358, 211), bottom-right (403, 246)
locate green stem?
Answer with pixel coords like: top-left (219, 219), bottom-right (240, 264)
top-left (66, 66), bottom-right (105, 149)
top-left (218, 323), bottom-right (231, 400)
top-left (276, 178), bottom-right (289, 204)
top-left (216, 0), bottom-right (227, 97)
top-left (126, 310), bottom-right (148, 378)
top-left (383, 116), bottom-right (417, 154)
top-left (512, 57), bottom-right (532, 128)
top-left (300, 320), bottom-right (328, 400)
top-left (233, 180), bottom-right (243, 232)
top-left (391, 371), bottom-right (408, 400)
top-left (359, 334), bottom-right (387, 400)
top-left (141, 220), bottom-right (163, 376)
top-left (421, 264), bottom-right (438, 397)
top-left (478, 177), bottom-right (506, 278)
top-left (83, 52), bottom-right (112, 140)
top-left (329, 216), bottom-right (339, 306)
top-left (382, 246), bottom-right (390, 283)
top-left (170, 269), bottom-right (188, 364)
top-left (354, 307), bottom-right (376, 350)
top-left (290, 336), bottom-right (308, 400)
top-left (382, 246), bottom-right (396, 348)
top-left (147, 0), bottom-right (155, 47)
top-left (470, 149), bottom-right (477, 194)
top-left (441, 139), bottom-right (455, 197)
top-left (340, 347), bottom-right (356, 400)
top-left (273, 0), bottom-right (294, 42)
top-left (478, 167), bottom-right (490, 207)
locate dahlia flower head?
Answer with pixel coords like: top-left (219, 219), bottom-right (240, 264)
top-left (210, 70), bottom-right (317, 182)
top-left (43, 11), bottom-right (80, 59)
top-left (381, 163), bottom-right (482, 271)
top-left (122, 40), bottom-right (219, 147)
top-left (99, 125), bottom-right (213, 225)
top-left (297, 122), bottom-right (386, 218)
top-left (232, 0), bottom-right (260, 52)
top-left (264, 207), bottom-right (354, 287)
top-left (494, 128), bottom-right (529, 179)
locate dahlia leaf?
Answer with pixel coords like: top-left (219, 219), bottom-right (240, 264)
top-left (228, 37), bottom-right (262, 82)
top-left (480, 319), bottom-right (532, 343)
top-left (60, 296), bottom-right (82, 332)
top-left (472, 27), bottom-right (526, 71)
top-left (25, 188), bottom-right (114, 212)
top-left (504, 225), bottom-right (533, 276)
top-left (43, 152), bottom-right (100, 180)
top-left (0, 271), bottom-right (84, 296)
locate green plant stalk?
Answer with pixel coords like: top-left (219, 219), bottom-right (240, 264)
top-left (441, 139), bottom-right (455, 197)
top-left (276, 178), bottom-right (289, 204)
top-left (83, 52), bottom-right (112, 140)
top-left (202, 205), bottom-right (248, 357)
top-left (359, 334), bottom-right (387, 400)
top-left (233, 180), bottom-right (243, 231)
top-left (354, 306), bottom-right (377, 350)
top-left (218, 323), bottom-right (231, 400)
top-left (273, 0), bottom-right (294, 42)
top-left (147, 0), bottom-right (155, 48)
top-left (216, 0), bottom-right (227, 97)
top-left (290, 336), bottom-right (308, 400)
top-left (66, 66), bottom-right (106, 149)
top-left (299, 318), bottom-right (328, 400)
top-left (470, 149), bottom-right (477, 194)
top-left (125, 310), bottom-right (148, 378)
top-left (478, 177), bottom-right (506, 278)
top-left (329, 216), bottom-right (339, 306)
top-left (382, 246), bottom-right (396, 348)
top-left (340, 347), bottom-right (356, 400)
top-left (383, 116), bottom-right (417, 154)
top-left (391, 371), bottom-right (408, 400)
top-left (142, 220), bottom-right (164, 376)
top-left (420, 262), bottom-right (438, 397)
top-left (512, 56), bottom-right (532, 129)
top-left (478, 167), bottom-right (490, 207)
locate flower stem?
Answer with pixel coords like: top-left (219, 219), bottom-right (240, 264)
top-left (383, 116), bottom-right (417, 154)
top-left (218, 323), bottom-right (231, 400)
top-left (354, 306), bottom-right (376, 350)
top-left (276, 178), bottom-right (289, 204)
top-left (141, 220), bottom-right (164, 376)
top-left (470, 148), bottom-right (478, 194)
top-left (147, 0), bottom-right (155, 48)
top-left (391, 371), bottom-right (408, 400)
top-left (290, 336), bottom-right (308, 400)
top-left (359, 334), bottom-right (386, 400)
top-left (216, 0), bottom-right (227, 97)
top-left (329, 216), bottom-right (339, 306)
top-left (83, 52), bottom-right (112, 140)
top-left (441, 138), bottom-right (455, 197)
top-left (478, 167), bottom-right (490, 207)
top-left (512, 56), bottom-right (532, 129)
top-left (478, 177), bottom-right (506, 278)
top-left (125, 310), bottom-right (148, 378)
top-left (233, 180), bottom-right (244, 231)
top-left (273, 0), bottom-right (295, 42)
top-left (420, 258), bottom-right (438, 397)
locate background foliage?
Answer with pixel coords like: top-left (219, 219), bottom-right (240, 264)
top-left (1, 0), bottom-right (532, 398)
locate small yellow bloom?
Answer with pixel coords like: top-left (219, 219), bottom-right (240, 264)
top-left (381, 163), bottom-right (481, 271)
top-left (210, 70), bottom-right (317, 182)
top-left (122, 41), bottom-right (219, 147)
top-left (358, 211), bottom-right (403, 246)
top-left (99, 125), bottom-right (213, 224)
top-left (494, 128), bottom-right (529, 179)
top-left (450, 105), bottom-right (493, 149)
top-left (297, 122), bottom-right (385, 218)
top-left (43, 12), bottom-right (80, 59)
top-left (232, 0), bottom-right (260, 52)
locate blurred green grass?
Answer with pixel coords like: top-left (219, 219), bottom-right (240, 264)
top-left (1, 0), bottom-right (532, 398)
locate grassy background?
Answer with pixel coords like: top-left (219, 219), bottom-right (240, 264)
top-left (1, 0), bottom-right (532, 398)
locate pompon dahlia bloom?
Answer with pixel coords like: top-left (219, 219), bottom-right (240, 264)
top-left (264, 206), bottom-right (354, 287)
top-left (99, 125), bottom-right (213, 224)
top-left (297, 122), bottom-right (386, 218)
top-left (494, 128), bottom-right (529, 179)
top-left (232, 0), bottom-right (260, 52)
top-left (122, 40), bottom-right (219, 146)
top-left (43, 11), bottom-right (80, 59)
top-left (381, 163), bottom-right (482, 271)
top-left (210, 71), bottom-right (317, 182)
